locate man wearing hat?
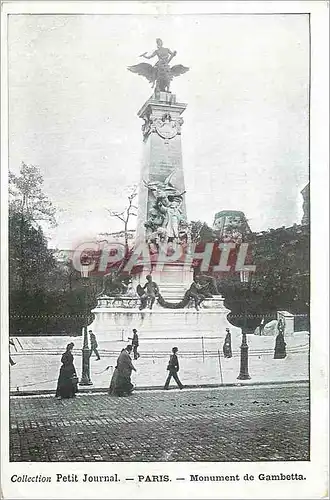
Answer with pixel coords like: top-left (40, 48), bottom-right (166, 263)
top-left (89, 330), bottom-right (100, 360)
top-left (164, 347), bottom-right (184, 390)
top-left (131, 329), bottom-right (140, 360)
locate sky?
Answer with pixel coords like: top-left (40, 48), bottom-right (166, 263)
top-left (8, 13), bottom-right (309, 249)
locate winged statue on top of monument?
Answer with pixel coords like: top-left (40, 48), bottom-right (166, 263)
top-left (128, 38), bottom-right (189, 93)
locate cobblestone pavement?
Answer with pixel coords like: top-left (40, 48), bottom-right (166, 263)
top-left (10, 383), bottom-right (309, 462)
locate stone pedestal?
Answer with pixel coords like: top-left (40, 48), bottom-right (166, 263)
top-left (90, 295), bottom-right (239, 342)
top-left (132, 262), bottom-right (193, 300)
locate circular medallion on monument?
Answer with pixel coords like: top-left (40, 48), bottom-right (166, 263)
top-left (155, 114), bottom-right (178, 140)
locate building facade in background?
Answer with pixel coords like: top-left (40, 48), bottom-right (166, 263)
top-left (213, 210), bottom-right (251, 243)
top-left (301, 183), bottom-right (310, 226)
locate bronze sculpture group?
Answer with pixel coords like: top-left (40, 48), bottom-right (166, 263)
top-left (136, 274), bottom-right (215, 311)
top-left (137, 275), bottom-right (160, 310)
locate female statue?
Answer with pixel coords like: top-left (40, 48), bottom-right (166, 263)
top-left (158, 196), bottom-right (183, 241)
top-left (128, 38), bottom-right (189, 93)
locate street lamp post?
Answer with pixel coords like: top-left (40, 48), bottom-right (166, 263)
top-left (79, 256), bottom-right (93, 386)
top-left (237, 270), bottom-right (251, 380)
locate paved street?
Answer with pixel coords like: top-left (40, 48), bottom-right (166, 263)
top-left (10, 382), bottom-right (309, 462)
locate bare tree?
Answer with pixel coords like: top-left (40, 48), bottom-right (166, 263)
top-left (106, 185), bottom-right (138, 249)
top-left (100, 185), bottom-right (138, 295)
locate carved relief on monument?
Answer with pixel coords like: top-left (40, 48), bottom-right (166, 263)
top-left (142, 112), bottom-right (183, 141)
top-left (155, 113), bottom-right (183, 139)
top-left (143, 170), bottom-right (188, 245)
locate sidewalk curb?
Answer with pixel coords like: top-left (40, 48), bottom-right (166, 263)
top-left (10, 379), bottom-right (309, 397)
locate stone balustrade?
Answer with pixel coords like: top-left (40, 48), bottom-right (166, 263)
top-left (95, 294), bottom-right (226, 310)
top-left (96, 295), bottom-right (140, 309)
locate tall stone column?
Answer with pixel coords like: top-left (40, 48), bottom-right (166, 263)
top-left (134, 91), bottom-right (193, 298)
top-left (136, 92), bottom-right (187, 241)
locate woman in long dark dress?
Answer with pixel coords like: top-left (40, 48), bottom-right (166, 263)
top-left (109, 346), bottom-right (136, 396)
top-left (223, 328), bottom-right (232, 358)
top-left (274, 319), bottom-right (287, 359)
top-left (55, 343), bottom-right (78, 399)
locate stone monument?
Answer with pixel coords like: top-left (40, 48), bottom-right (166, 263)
top-left (90, 39), bottom-right (238, 340)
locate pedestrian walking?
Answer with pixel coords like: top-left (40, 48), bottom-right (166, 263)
top-left (55, 343), bottom-right (78, 399)
top-left (222, 328), bottom-right (232, 358)
top-left (277, 317), bottom-right (285, 335)
top-left (108, 348), bottom-right (124, 395)
top-left (259, 316), bottom-right (265, 335)
top-left (131, 329), bottom-right (140, 360)
top-left (274, 331), bottom-right (287, 359)
top-left (164, 347), bottom-right (184, 390)
top-left (109, 345), bottom-right (136, 397)
top-left (89, 330), bottom-right (100, 360)
top-left (274, 319), bottom-right (287, 359)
